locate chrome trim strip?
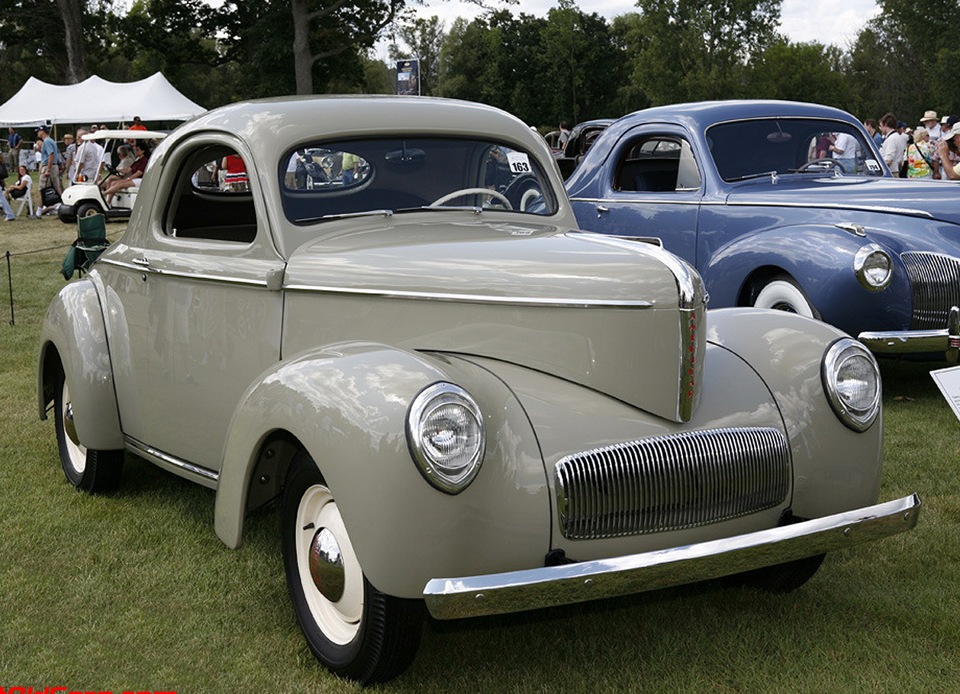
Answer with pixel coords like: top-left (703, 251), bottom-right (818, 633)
top-left (570, 196), bottom-right (934, 218)
top-left (98, 258), bottom-right (270, 289)
top-left (423, 494), bottom-right (921, 620)
top-left (283, 283), bottom-right (654, 309)
top-left (572, 232), bottom-right (705, 309)
top-left (125, 436), bottom-right (219, 483)
top-left (858, 329), bottom-right (952, 354)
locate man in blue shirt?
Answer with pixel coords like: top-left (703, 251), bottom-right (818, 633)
top-left (7, 127), bottom-right (22, 171)
top-left (35, 125), bottom-right (62, 217)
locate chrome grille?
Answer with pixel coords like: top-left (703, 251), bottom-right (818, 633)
top-left (901, 252), bottom-right (960, 330)
top-left (554, 427), bottom-right (790, 540)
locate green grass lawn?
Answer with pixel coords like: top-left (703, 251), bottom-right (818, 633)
top-left (0, 215), bottom-right (957, 693)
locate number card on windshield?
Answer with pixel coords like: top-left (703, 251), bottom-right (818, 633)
top-left (507, 152), bottom-right (531, 174)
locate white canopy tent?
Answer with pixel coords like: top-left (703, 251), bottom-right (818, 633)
top-left (0, 72), bottom-right (206, 127)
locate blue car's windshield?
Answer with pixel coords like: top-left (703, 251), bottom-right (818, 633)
top-left (279, 137), bottom-right (557, 224)
top-left (706, 118), bottom-right (884, 181)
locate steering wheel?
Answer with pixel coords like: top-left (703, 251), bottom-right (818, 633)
top-left (796, 158), bottom-right (843, 173)
top-left (430, 187), bottom-right (513, 209)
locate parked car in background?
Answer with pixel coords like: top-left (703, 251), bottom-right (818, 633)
top-left (57, 129), bottom-right (166, 223)
top-left (39, 95), bottom-right (918, 684)
top-left (556, 118), bottom-right (613, 178)
top-left (566, 100), bottom-right (960, 361)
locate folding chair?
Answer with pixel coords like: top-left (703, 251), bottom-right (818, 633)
top-left (61, 213), bottom-right (109, 280)
top-left (13, 177), bottom-right (33, 218)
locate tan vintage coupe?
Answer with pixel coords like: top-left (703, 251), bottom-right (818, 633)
top-left (38, 96), bottom-right (919, 684)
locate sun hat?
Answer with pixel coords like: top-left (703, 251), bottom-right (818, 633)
top-left (921, 110), bottom-right (938, 122)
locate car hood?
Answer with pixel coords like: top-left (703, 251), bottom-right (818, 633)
top-left (726, 176), bottom-right (960, 224)
top-left (282, 216), bottom-right (707, 423)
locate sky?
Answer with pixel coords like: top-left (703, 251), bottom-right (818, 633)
top-left (399, 0), bottom-right (881, 49)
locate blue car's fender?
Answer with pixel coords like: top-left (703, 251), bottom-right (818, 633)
top-left (700, 220), bottom-right (913, 334)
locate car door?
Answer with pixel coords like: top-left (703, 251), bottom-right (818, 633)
top-left (569, 126), bottom-right (703, 268)
top-left (99, 134), bottom-right (285, 476)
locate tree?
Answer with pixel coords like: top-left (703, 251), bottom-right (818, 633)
top-left (388, 14), bottom-right (445, 96)
top-left (627, 0), bottom-right (782, 104)
top-left (55, 0), bottom-right (86, 82)
top-left (289, 0), bottom-right (403, 94)
top-left (746, 40), bottom-right (848, 108)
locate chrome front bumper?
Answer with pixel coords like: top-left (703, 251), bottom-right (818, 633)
top-left (423, 494), bottom-right (920, 620)
top-left (859, 306), bottom-right (960, 360)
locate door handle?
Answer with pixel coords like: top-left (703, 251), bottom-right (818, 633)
top-left (595, 205), bottom-right (609, 218)
top-left (131, 257), bottom-right (150, 267)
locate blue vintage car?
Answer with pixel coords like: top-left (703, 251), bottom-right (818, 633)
top-left (566, 100), bottom-right (960, 359)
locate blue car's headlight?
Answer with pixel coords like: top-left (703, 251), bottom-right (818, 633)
top-left (822, 338), bottom-right (881, 431)
top-left (854, 244), bottom-right (893, 291)
top-left (407, 383), bottom-right (485, 494)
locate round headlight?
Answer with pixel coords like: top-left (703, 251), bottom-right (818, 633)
top-left (822, 338), bottom-right (881, 431)
top-left (854, 244), bottom-right (893, 291)
top-left (406, 383), bottom-right (485, 494)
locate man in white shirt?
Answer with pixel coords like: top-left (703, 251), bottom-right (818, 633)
top-left (72, 128), bottom-right (104, 183)
top-left (879, 113), bottom-right (908, 174)
top-left (829, 132), bottom-right (858, 173)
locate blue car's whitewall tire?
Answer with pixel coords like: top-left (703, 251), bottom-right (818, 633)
top-left (754, 277), bottom-right (818, 318)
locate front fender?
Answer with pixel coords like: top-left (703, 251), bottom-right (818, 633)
top-left (706, 308), bottom-right (883, 519)
top-left (215, 342), bottom-right (550, 598)
top-left (701, 223), bottom-right (913, 333)
top-left (38, 278), bottom-right (124, 450)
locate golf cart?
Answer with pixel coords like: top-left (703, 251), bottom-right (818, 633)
top-left (58, 129), bottom-right (166, 223)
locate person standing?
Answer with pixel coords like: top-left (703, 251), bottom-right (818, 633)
top-left (937, 124), bottom-right (960, 181)
top-left (879, 113), bottom-right (908, 174)
top-left (863, 119), bottom-right (883, 149)
top-left (62, 132), bottom-right (77, 184)
top-left (129, 116), bottom-right (148, 131)
top-left (920, 110), bottom-right (941, 141)
top-left (828, 132), bottom-right (858, 173)
top-left (35, 125), bottom-right (62, 216)
top-left (7, 127), bottom-right (22, 171)
top-left (905, 128), bottom-right (935, 179)
top-left (72, 128), bottom-right (103, 183)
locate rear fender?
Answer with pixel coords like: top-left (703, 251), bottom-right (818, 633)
top-left (37, 278), bottom-right (123, 450)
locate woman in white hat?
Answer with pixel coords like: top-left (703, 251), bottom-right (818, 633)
top-left (938, 124), bottom-right (960, 180)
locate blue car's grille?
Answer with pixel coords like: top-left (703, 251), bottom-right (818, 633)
top-left (554, 427), bottom-right (790, 540)
top-left (902, 252), bottom-right (960, 330)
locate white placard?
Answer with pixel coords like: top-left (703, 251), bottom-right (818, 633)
top-left (507, 152), bottom-right (531, 174)
top-left (931, 365), bottom-right (960, 422)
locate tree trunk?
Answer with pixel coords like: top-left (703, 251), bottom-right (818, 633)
top-left (55, 0), bottom-right (87, 83)
top-left (291, 0), bottom-right (315, 94)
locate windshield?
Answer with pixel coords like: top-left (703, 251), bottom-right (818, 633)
top-left (706, 118), bottom-right (884, 181)
top-left (280, 137), bottom-right (557, 223)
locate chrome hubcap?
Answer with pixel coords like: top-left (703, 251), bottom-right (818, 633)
top-left (64, 401), bottom-right (80, 446)
top-left (308, 527), bottom-right (345, 602)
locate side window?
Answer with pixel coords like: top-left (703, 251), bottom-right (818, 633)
top-left (615, 136), bottom-right (701, 193)
top-left (165, 145), bottom-right (257, 243)
top-left (283, 148), bottom-right (371, 190)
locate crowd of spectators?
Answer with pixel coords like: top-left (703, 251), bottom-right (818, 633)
top-left (0, 117), bottom-right (155, 221)
top-left (867, 108), bottom-right (960, 180)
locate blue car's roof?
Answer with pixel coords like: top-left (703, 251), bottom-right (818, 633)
top-left (618, 100), bottom-right (861, 128)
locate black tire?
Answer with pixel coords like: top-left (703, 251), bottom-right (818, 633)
top-left (53, 368), bottom-right (123, 493)
top-left (76, 202), bottom-right (102, 219)
top-left (282, 450), bottom-right (423, 684)
top-left (724, 554), bottom-right (825, 593)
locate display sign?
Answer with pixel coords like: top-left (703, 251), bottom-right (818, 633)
top-left (396, 60), bottom-right (420, 96)
top-left (931, 365), bottom-right (960, 422)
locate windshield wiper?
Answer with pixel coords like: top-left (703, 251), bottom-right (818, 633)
top-left (727, 170), bottom-right (779, 183)
top-left (396, 206), bottom-right (486, 215)
top-left (294, 209), bottom-right (394, 224)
